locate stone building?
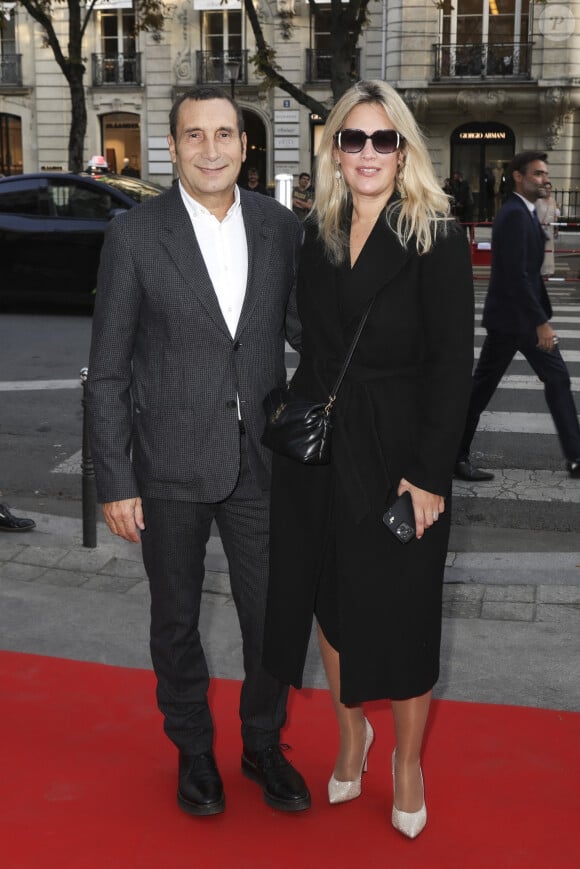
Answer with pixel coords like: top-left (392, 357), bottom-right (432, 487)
top-left (1, 0), bottom-right (578, 217)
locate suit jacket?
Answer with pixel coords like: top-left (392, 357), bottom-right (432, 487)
top-left (482, 192), bottom-right (552, 333)
top-left (86, 184), bottom-right (302, 504)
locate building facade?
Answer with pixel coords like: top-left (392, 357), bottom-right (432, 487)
top-left (1, 0), bottom-right (579, 217)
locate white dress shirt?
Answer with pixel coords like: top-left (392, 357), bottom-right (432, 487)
top-left (514, 192), bottom-right (536, 216)
top-left (179, 182), bottom-right (248, 338)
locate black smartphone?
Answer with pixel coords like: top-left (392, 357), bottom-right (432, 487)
top-left (382, 491), bottom-right (416, 544)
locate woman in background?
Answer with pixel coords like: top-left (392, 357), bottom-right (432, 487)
top-left (263, 80), bottom-right (474, 838)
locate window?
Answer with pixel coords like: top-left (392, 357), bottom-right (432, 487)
top-left (47, 180), bottom-right (113, 220)
top-left (0, 113), bottom-right (23, 175)
top-left (0, 5), bottom-right (16, 56)
top-left (99, 8), bottom-right (137, 83)
top-left (0, 5), bottom-right (20, 85)
top-left (203, 10), bottom-right (242, 57)
top-left (101, 9), bottom-right (136, 58)
top-left (199, 10), bottom-right (243, 83)
top-left (440, 0), bottom-right (531, 77)
top-left (0, 177), bottom-right (44, 214)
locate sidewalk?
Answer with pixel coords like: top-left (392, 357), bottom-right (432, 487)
top-left (1, 510), bottom-right (579, 712)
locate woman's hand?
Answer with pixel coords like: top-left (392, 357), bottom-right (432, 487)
top-left (397, 478), bottom-right (445, 540)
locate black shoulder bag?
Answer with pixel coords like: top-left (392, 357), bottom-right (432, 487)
top-left (261, 297), bottom-right (375, 465)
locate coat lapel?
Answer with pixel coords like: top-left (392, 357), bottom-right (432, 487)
top-left (158, 185), bottom-right (231, 337)
top-left (235, 189), bottom-right (274, 338)
top-left (348, 214), bottom-right (413, 311)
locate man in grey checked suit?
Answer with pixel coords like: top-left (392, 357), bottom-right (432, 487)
top-left (87, 86), bottom-right (309, 816)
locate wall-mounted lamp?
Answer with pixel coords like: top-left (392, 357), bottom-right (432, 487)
top-left (225, 58), bottom-right (241, 100)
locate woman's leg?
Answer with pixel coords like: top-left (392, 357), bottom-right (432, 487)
top-left (317, 624), bottom-right (368, 781)
top-left (391, 691), bottom-right (431, 811)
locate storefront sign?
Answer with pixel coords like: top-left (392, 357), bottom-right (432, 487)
top-left (459, 131), bottom-right (508, 140)
top-left (94, 0), bottom-right (134, 9)
top-left (192, 0), bottom-right (241, 8)
top-left (275, 124), bottom-right (299, 136)
top-left (274, 110), bottom-right (299, 123)
top-left (275, 137), bottom-right (299, 149)
top-left (275, 150), bottom-right (300, 163)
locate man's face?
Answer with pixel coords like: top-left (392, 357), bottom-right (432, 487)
top-left (248, 169), bottom-right (259, 183)
top-left (299, 175), bottom-right (310, 190)
top-left (168, 98), bottom-right (246, 208)
top-left (514, 160), bottom-right (549, 202)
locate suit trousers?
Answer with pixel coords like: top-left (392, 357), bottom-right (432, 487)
top-left (140, 433), bottom-right (288, 755)
top-left (459, 329), bottom-right (580, 462)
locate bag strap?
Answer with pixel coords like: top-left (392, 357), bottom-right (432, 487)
top-left (324, 296), bottom-right (376, 414)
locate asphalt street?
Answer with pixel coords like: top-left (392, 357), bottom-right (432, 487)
top-left (1, 236), bottom-right (579, 714)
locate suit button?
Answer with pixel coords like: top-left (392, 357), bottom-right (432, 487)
top-left (233, 341), bottom-right (241, 351)
top-left (226, 400), bottom-right (237, 408)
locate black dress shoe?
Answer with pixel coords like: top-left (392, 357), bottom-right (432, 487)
top-left (242, 744), bottom-right (311, 812)
top-left (567, 460), bottom-right (580, 478)
top-left (0, 504), bottom-right (36, 532)
top-left (177, 751), bottom-right (225, 816)
top-left (454, 460), bottom-right (495, 482)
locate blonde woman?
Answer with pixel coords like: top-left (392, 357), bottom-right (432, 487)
top-left (263, 81), bottom-right (474, 837)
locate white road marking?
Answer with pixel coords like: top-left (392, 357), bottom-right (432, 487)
top-left (0, 379), bottom-right (81, 392)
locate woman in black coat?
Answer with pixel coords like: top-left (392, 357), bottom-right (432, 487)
top-left (263, 81), bottom-right (474, 838)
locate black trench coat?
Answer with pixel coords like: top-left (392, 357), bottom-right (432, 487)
top-left (263, 215), bottom-right (474, 705)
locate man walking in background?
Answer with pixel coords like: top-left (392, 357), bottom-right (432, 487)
top-left (455, 151), bottom-right (580, 481)
top-left (87, 86), bottom-right (310, 817)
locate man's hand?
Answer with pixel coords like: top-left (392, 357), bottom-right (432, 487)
top-left (536, 322), bottom-right (558, 352)
top-left (397, 478), bottom-right (445, 541)
top-left (102, 497), bottom-right (145, 543)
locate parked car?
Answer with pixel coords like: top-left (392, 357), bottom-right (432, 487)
top-left (0, 172), bottom-right (165, 307)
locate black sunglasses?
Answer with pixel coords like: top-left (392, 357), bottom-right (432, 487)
top-left (335, 128), bottom-right (403, 155)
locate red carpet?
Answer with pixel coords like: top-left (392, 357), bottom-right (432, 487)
top-left (1, 651), bottom-right (578, 869)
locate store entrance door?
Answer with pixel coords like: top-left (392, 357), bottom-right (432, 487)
top-left (101, 112), bottom-right (141, 177)
top-left (240, 109), bottom-right (268, 190)
top-left (450, 122), bottom-right (515, 221)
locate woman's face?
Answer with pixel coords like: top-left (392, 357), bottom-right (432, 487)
top-left (333, 102), bottom-right (402, 206)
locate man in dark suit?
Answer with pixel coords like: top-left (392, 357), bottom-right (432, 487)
top-left (456, 151), bottom-right (580, 481)
top-left (86, 86), bottom-right (310, 816)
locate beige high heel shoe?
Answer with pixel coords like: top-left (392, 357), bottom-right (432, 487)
top-left (328, 718), bottom-right (374, 804)
top-left (391, 749), bottom-right (427, 838)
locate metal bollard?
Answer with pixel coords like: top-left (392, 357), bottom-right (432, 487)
top-left (80, 367), bottom-right (97, 548)
top-left (275, 173), bottom-right (293, 211)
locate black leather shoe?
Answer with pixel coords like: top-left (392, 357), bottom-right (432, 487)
top-left (567, 460), bottom-right (580, 478)
top-left (0, 504), bottom-right (35, 532)
top-left (177, 751), bottom-right (225, 816)
top-left (242, 744), bottom-right (311, 812)
top-left (454, 461), bottom-right (495, 482)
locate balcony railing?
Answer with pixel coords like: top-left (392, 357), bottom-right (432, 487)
top-left (433, 42), bottom-right (533, 80)
top-left (554, 189), bottom-right (580, 225)
top-left (0, 54), bottom-right (22, 86)
top-left (92, 54), bottom-right (142, 86)
top-left (306, 48), bottom-right (361, 84)
top-left (196, 51), bottom-right (249, 86)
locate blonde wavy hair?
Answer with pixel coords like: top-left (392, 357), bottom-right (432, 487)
top-left (312, 80), bottom-right (450, 264)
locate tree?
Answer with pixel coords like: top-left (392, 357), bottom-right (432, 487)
top-left (245, 0), bottom-right (372, 120)
top-left (15, 0), bottom-right (165, 171)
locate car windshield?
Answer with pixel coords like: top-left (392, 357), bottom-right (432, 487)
top-left (91, 174), bottom-right (165, 203)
